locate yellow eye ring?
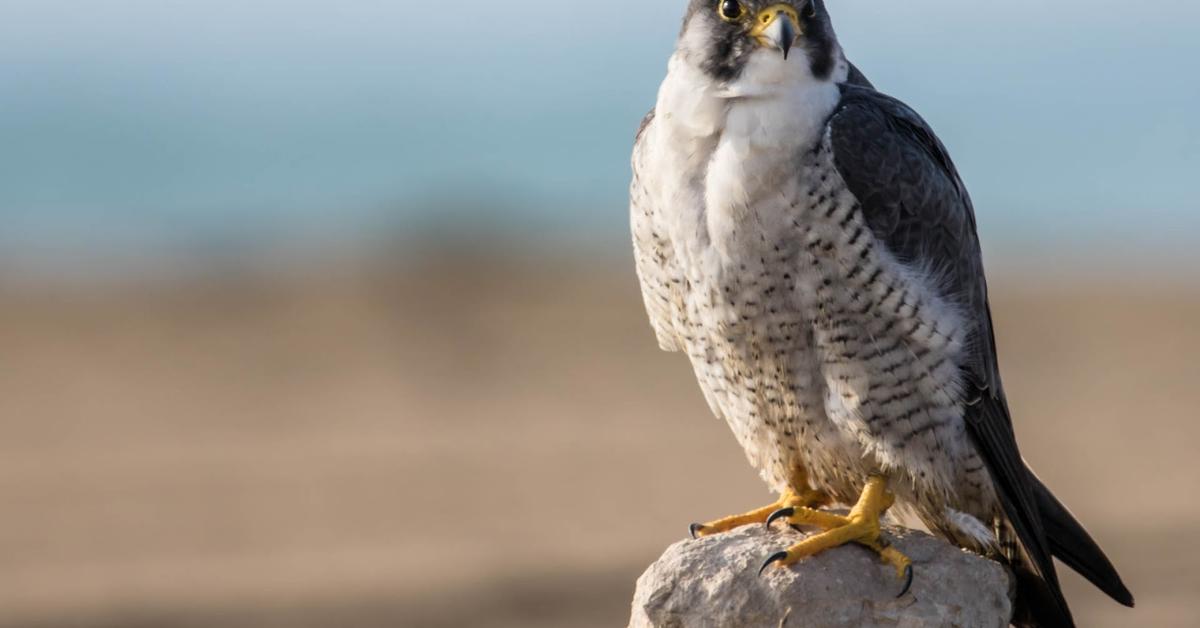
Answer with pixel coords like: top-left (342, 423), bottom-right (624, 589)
top-left (718, 0), bottom-right (746, 22)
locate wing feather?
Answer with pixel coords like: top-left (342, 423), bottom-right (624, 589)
top-left (630, 108), bottom-right (683, 352)
top-left (827, 84), bottom-right (1075, 626)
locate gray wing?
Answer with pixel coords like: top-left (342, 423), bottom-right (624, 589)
top-left (826, 84), bottom-right (1074, 626)
top-left (844, 61), bottom-right (873, 90)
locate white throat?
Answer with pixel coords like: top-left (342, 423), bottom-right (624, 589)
top-left (647, 35), bottom-right (848, 259)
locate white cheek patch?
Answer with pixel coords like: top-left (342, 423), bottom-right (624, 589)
top-left (678, 14), bottom-right (717, 68)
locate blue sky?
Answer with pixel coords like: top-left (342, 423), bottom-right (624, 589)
top-left (1, 0), bottom-right (1197, 274)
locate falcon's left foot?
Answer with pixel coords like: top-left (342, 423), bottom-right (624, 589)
top-left (760, 474), bottom-right (913, 597)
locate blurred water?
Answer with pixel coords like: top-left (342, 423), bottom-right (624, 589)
top-left (1, 0), bottom-right (1197, 273)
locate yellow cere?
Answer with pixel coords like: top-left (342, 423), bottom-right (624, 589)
top-left (750, 3), bottom-right (802, 38)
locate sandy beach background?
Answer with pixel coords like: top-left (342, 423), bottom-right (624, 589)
top-left (1, 254), bottom-right (1194, 627)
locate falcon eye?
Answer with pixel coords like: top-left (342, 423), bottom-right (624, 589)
top-left (718, 0), bottom-right (746, 21)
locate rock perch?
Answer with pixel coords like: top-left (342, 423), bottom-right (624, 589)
top-left (630, 524), bottom-right (1012, 628)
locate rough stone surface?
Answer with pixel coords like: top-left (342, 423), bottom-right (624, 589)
top-left (629, 524), bottom-right (1013, 628)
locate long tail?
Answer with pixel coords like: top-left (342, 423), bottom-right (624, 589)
top-left (1030, 470), bottom-right (1135, 607)
top-left (1006, 469), bottom-right (1135, 628)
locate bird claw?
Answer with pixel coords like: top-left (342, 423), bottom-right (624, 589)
top-left (897, 564), bottom-right (914, 598)
top-left (758, 550), bottom-right (790, 576)
top-left (765, 507), bottom-right (796, 530)
top-left (758, 550), bottom-right (912, 593)
top-left (689, 523), bottom-right (706, 539)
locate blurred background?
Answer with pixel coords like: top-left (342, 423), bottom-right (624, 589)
top-left (1, 0), bottom-right (1197, 626)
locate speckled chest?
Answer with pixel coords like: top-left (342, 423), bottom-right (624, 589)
top-left (671, 137), bottom-right (869, 494)
top-left (645, 128), bottom-right (982, 509)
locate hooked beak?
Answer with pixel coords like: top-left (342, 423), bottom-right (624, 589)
top-left (751, 4), bottom-right (801, 60)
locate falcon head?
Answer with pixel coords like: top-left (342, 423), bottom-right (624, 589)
top-left (676, 0), bottom-right (842, 87)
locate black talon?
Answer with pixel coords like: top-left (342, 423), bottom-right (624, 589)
top-left (689, 523), bottom-right (705, 539)
top-left (897, 564), bottom-right (914, 598)
top-left (758, 551), bottom-right (790, 576)
top-left (765, 507), bottom-right (795, 530)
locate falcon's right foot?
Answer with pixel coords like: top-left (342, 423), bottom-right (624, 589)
top-left (689, 485), bottom-right (831, 539)
top-left (758, 474), bottom-right (914, 597)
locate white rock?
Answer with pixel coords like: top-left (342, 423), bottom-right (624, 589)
top-left (630, 524), bottom-right (1012, 628)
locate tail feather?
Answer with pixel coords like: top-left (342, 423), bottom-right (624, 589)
top-left (1030, 471), bottom-right (1135, 607)
top-left (966, 398), bottom-right (1076, 627)
top-left (1011, 560), bottom-right (1074, 628)
top-left (999, 520), bottom-right (1076, 628)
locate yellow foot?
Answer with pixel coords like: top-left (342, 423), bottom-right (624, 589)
top-left (691, 468), bottom-right (830, 537)
top-left (759, 474), bottom-right (914, 597)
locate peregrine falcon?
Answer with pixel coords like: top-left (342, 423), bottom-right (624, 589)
top-left (630, 2), bottom-right (1134, 625)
